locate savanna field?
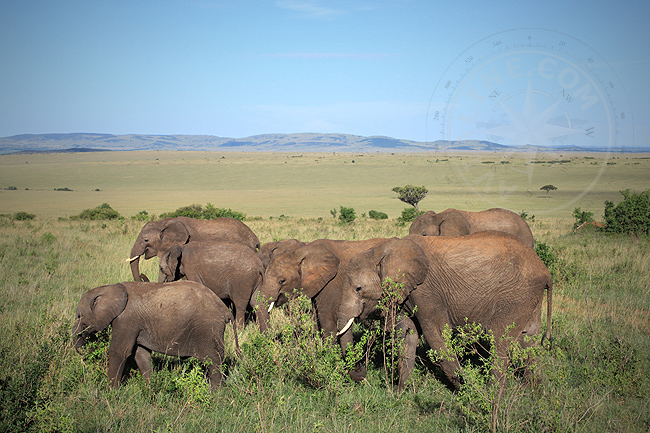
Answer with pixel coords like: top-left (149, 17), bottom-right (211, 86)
top-left (0, 151), bottom-right (649, 432)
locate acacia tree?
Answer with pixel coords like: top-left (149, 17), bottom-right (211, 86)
top-left (540, 184), bottom-right (557, 198)
top-left (392, 185), bottom-right (428, 210)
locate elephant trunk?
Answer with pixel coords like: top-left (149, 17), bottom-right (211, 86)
top-left (250, 289), bottom-right (271, 333)
top-left (129, 242), bottom-right (146, 281)
top-left (130, 255), bottom-right (142, 281)
top-left (72, 320), bottom-right (86, 354)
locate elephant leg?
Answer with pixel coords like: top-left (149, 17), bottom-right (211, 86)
top-left (206, 347), bottom-right (226, 390)
top-left (417, 316), bottom-right (462, 390)
top-left (134, 345), bottom-right (153, 382)
top-left (232, 296), bottom-right (247, 329)
top-left (396, 316), bottom-right (418, 392)
top-left (107, 334), bottom-right (137, 388)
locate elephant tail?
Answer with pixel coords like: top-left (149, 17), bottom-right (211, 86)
top-left (542, 279), bottom-right (553, 347)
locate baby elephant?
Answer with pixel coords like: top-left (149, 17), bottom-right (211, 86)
top-left (72, 281), bottom-right (239, 389)
top-left (159, 241), bottom-right (264, 328)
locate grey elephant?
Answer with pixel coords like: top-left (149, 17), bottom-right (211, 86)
top-left (159, 241), bottom-right (264, 328)
top-left (408, 208), bottom-right (534, 247)
top-left (257, 239), bottom-right (306, 269)
top-left (72, 281), bottom-right (239, 389)
top-left (252, 238), bottom-right (392, 348)
top-left (337, 232), bottom-right (552, 391)
top-left (128, 216), bottom-right (260, 281)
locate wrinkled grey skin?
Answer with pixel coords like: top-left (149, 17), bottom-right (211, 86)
top-left (257, 239), bottom-right (306, 269)
top-left (129, 217), bottom-right (260, 281)
top-left (252, 238), bottom-right (392, 352)
top-left (337, 232), bottom-right (552, 391)
top-left (72, 281), bottom-right (239, 389)
top-left (409, 208), bottom-right (534, 248)
top-left (159, 241), bottom-right (264, 328)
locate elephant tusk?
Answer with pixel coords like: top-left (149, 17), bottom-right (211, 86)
top-left (267, 301), bottom-right (275, 313)
top-left (337, 318), bottom-right (355, 337)
top-left (126, 256), bottom-right (140, 263)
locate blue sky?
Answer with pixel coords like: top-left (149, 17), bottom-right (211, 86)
top-left (1, 0), bottom-right (648, 147)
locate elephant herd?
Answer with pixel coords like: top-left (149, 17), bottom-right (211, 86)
top-left (73, 208), bottom-right (552, 391)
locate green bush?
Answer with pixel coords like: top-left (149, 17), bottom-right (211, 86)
top-left (368, 210), bottom-right (388, 220)
top-left (572, 207), bottom-right (594, 230)
top-left (338, 206), bottom-right (356, 223)
top-left (397, 207), bottom-right (424, 223)
top-left (160, 203), bottom-right (245, 221)
top-left (131, 210), bottom-right (152, 221)
top-left (12, 211), bottom-right (36, 221)
top-left (602, 189), bottom-right (650, 236)
top-left (70, 203), bottom-right (121, 220)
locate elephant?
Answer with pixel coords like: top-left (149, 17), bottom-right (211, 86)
top-left (158, 241), bottom-right (264, 328)
top-left (337, 232), bottom-right (552, 391)
top-left (128, 216), bottom-right (260, 281)
top-left (72, 281), bottom-right (239, 389)
top-left (408, 208), bottom-right (534, 248)
top-left (257, 239), bottom-right (306, 269)
top-left (252, 237), bottom-right (392, 347)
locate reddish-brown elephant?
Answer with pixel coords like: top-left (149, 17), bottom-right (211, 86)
top-left (409, 208), bottom-right (534, 247)
top-left (337, 232), bottom-right (552, 391)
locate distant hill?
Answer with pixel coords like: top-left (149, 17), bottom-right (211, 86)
top-left (0, 132), bottom-right (642, 154)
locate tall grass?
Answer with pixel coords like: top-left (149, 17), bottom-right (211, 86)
top-left (0, 215), bottom-right (648, 432)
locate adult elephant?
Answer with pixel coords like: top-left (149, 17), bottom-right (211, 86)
top-left (252, 238), bottom-right (392, 342)
top-left (128, 216), bottom-right (260, 281)
top-left (72, 281), bottom-right (239, 389)
top-left (408, 208), bottom-right (534, 248)
top-left (158, 241), bottom-right (264, 328)
top-left (337, 232), bottom-right (552, 391)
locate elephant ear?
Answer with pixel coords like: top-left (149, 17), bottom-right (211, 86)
top-left (439, 210), bottom-right (471, 236)
top-left (159, 220), bottom-right (190, 252)
top-left (378, 238), bottom-right (428, 301)
top-left (298, 244), bottom-right (340, 298)
top-left (409, 210), bottom-right (436, 235)
top-left (90, 284), bottom-right (128, 331)
top-left (159, 245), bottom-right (182, 282)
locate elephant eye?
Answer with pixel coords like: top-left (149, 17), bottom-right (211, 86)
top-left (279, 278), bottom-right (286, 285)
top-left (144, 238), bottom-right (149, 242)
top-left (355, 286), bottom-right (363, 293)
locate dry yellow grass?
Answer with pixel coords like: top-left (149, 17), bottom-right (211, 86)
top-left (1, 151), bottom-right (647, 220)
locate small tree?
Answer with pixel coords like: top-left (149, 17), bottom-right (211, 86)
top-left (602, 189), bottom-right (650, 236)
top-left (540, 184), bottom-right (557, 198)
top-left (392, 185), bottom-right (428, 210)
top-left (338, 206), bottom-right (356, 223)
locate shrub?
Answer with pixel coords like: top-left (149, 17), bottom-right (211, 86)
top-left (397, 207), bottom-right (424, 223)
top-left (368, 210), bottom-right (388, 220)
top-left (70, 203), bottom-right (121, 220)
top-left (160, 203), bottom-right (245, 221)
top-left (12, 212), bottom-right (36, 221)
top-left (53, 187), bottom-right (72, 191)
top-left (572, 207), bottom-right (594, 230)
top-left (602, 189), bottom-right (650, 236)
top-left (519, 210), bottom-right (535, 222)
top-left (131, 210), bottom-right (152, 221)
top-left (338, 206), bottom-right (356, 223)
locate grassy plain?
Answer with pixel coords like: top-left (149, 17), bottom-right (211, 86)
top-left (1, 150), bottom-right (648, 220)
top-left (0, 216), bottom-right (649, 432)
top-left (0, 150), bottom-right (649, 432)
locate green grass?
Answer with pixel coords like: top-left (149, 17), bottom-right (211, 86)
top-left (1, 150), bottom-right (648, 431)
top-left (1, 215), bottom-right (649, 432)
top-left (1, 151), bottom-right (648, 219)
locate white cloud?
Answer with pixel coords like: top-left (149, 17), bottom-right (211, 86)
top-left (274, 0), bottom-right (346, 17)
